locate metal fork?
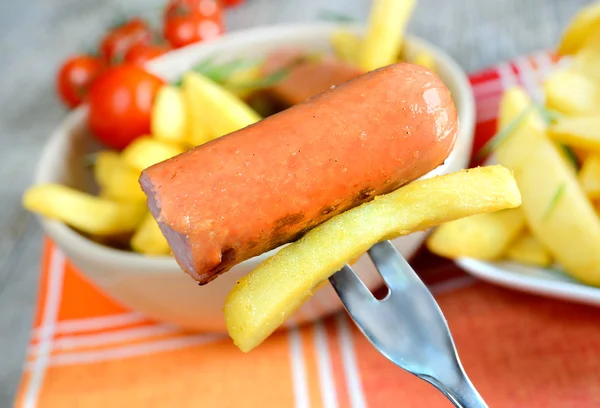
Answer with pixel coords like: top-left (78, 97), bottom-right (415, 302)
top-left (329, 240), bottom-right (487, 408)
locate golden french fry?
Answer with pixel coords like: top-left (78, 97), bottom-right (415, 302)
top-left (224, 165), bottom-right (521, 352)
top-left (182, 72), bottom-right (261, 139)
top-left (427, 209), bottom-right (525, 261)
top-left (543, 69), bottom-right (600, 115)
top-left (121, 137), bottom-right (184, 172)
top-left (412, 51), bottom-right (436, 72)
top-left (23, 184), bottom-right (145, 236)
top-left (151, 85), bottom-right (189, 147)
top-left (94, 151), bottom-right (146, 203)
top-left (359, 0), bottom-right (416, 71)
top-left (495, 86), bottom-right (600, 286)
top-left (505, 231), bottom-right (553, 268)
top-left (557, 0), bottom-right (600, 56)
top-left (330, 29), bottom-right (361, 65)
top-left (182, 76), bottom-right (213, 147)
top-left (131, 212), bottom-right (171, 256)
top-left (548, 116), bottom-right (600, 154)
top-left (578, 154), bottom-right (600, 200)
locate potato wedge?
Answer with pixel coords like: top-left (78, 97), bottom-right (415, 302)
top-left (182, 72), bottom-right (261, 139)
top-left (543, 69), bottom-right (600, 115)
top-left (427, 209), bottom-right (524, 261)
top-left (224, 165), bottom-right (521, 352)
top-left (23, 184), bottom-right (145, 236)
top-left (330, 29), bottom-right (361, 65)
top-left (548, 116), bottom-right (600, 155)
top-left (93, 150), bottom-right (120, 189)
top-left (359, 0), bottom-right (416, 71)
top-left (151, 85), bottom-right (189, 147)
top-left (412, 51), bottom-right (436, 72)
top-left (495, 86), bottom-right (600, 286)
top-left (557, 0), bottom-right (600, 56)
top-left (131, 212), bottom-right (171, 255)
top-left (121, 137), bottom-right (184, 172)
top-left (505, 232), bottom-right (553, 268)
top-left (94, 151), bottom-right (146, 203)
top-left (182, 76), bottom-right (214, 147)
top-left (572, 45), bottom-right (600, 82)
top-left (579, 154), bottom-right (600, 200)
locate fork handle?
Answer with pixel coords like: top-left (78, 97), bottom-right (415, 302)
top-left (428, 375), bottom-right (488, 408)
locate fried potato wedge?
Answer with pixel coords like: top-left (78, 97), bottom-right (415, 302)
top-left (543, 69), bottom-right (600, 115)
top-left (151, 85), bottom-right (189, 147)
top-left (359, 0), bottom-right (416, 71)
top-left (23, 184), bottom-right (145, 236)
top-left (505, 231), bottom-right (553, 268)
top-left (330, 29), bottom-right (361, 65)
top-left (579, 154), bottom-right (600, 200)
top-left (182, 72), bottom-right (261, 139)
top-left (557, 0), bottom-right (600, 56)
top-left (222, 64), bottom-right (263, 99)
top-left (427, 209), bottom-right (524, 261)
top-left (182, 75), bottom-right (214, 146)
top-left (224, 165), bottom-right (521, 352)
top-left (495, 86), bottom-right (600, 286)
top-left (121, 137), bottom-right (184, 172)
top-left (131, 212), bottom-right (171, 256)
top-left (572, 45), bottom-right (600, 82)
top-left (94, 151), bottom-right (146, 203)
top-left (548, 116), bottom-right (600, 155)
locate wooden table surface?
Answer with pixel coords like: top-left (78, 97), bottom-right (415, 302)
top-left (0, 0), bottom-right (592, 404)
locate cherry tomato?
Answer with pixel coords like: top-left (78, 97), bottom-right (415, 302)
top-left (87, 64), bottom-right (165, 150)
top-left (220, 0), bottom-right (245, 7)
top-left (56, 55), bottom-right (106, 109)
top-left (124, 43), bottom-right (171, 65)
top-left (163, 0), bottom-right (224, 49)
top-left (99, 18), bottom-right (153, 64)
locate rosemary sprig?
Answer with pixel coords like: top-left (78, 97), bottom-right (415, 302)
top-left (542, 183), bottom-right (566, 220)
top-left (475, 104), bottom-right (535, 161)
top-left (318, 10), bottom-right (358, 23)
top-left (560, 144), bottom-right (579, 169)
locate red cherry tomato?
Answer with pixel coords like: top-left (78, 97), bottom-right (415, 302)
top-left (124, 43), bottom-right (171, 65)
top-left (56, 55), bottom-right (106, 109)
top-left (87, 64), bottom-right (165, 150)
top-left (221, 0), bottom-right (245, 7)
top-left (99, 18), bottom-right (153, 64)
top-left (163, 0), bottom-right (224, 49)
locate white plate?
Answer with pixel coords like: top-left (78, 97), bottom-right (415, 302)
top-left (457, 258), bottom-right (600, 307)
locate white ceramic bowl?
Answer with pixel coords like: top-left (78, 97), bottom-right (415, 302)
top-left (35, 22), bottom-right (475, 332)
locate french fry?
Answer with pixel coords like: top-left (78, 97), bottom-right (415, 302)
top-left (330, 29), bottom-right (361, 65)
top-left (23, 184), bottom-right (145, 236)
top-left (427, 209), bottom-right (525, 261)
top-left (495, 86), bottom-right (600, 286)
top-left (557, 0), bottom-right (600, 56)
top-left (412, 51), bottom-right (436, 72)
top-left (182, 72), bottom-right (261, 139)
top-left (224, 165), bottom-right (521, 352)
top-left (151, 85), bottom-right (189, 147)
top-left (578, 154), bottom-right (600, 200)
top-left (94, 151), bottom-right (146, 203)
top-left (131, 212), bottom-right (171, 256)
top-left (572, 42), bottom-right (600, 82)
top-left (121, 137), bottom-right (184, 172)
top-left (505, 231), bottom-right (553, 268)
top-left (548, 116), bottom-right (600, 154)
top-left (358, 0), bottom-right (416, 71)
top-left (543, 69), bottom-right (600, 115)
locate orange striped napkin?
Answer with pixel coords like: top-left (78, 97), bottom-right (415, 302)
top-left (15, 52), bottom-right (600, 408)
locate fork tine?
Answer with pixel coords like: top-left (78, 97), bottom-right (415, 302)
top-left (367, 240), bottom-right (417, 290)
top-left (329, 264), bottom-right (376, 305)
